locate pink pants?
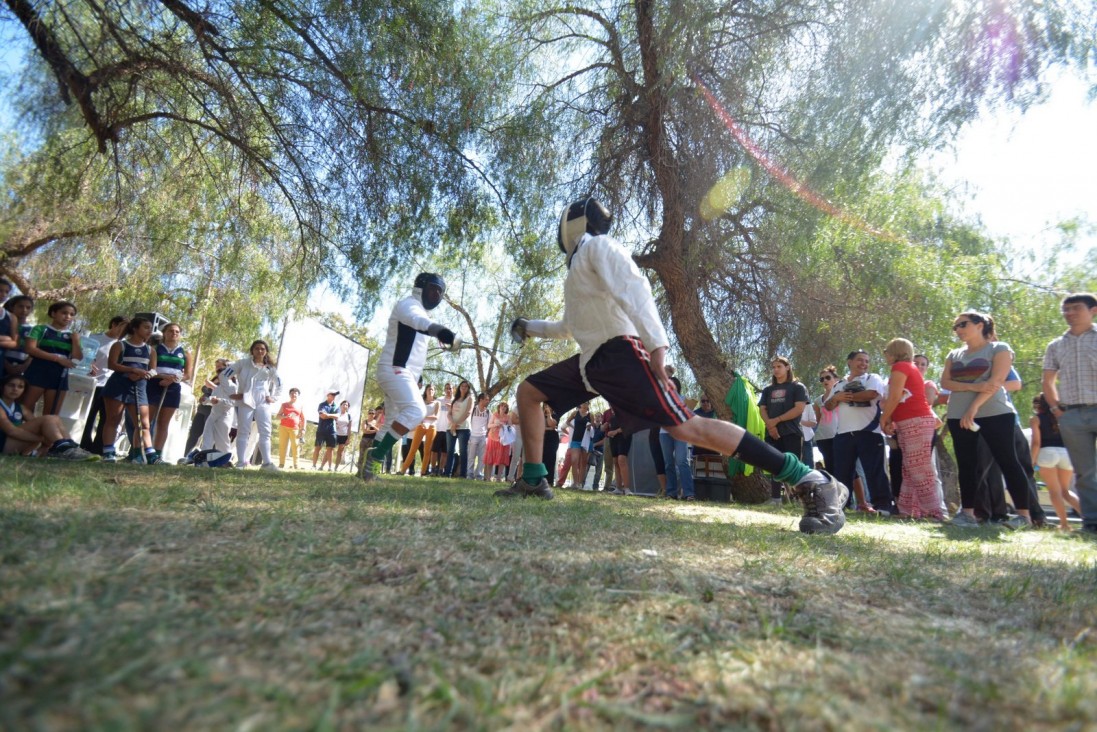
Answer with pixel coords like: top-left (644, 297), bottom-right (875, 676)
top-left (895, 414), bottom-right (944, 519)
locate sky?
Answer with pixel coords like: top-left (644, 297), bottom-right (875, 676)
top-left (927, 69), bottom-right (1097, 261)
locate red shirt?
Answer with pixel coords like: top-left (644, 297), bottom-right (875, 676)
top-left (279, 402), bottom-right (304, 430)
top-left (890, 361), bottom-right (932, 422)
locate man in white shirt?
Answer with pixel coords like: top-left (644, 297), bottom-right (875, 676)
top-left (824, 349), bottom-right (896, 515)
top-left (505, 197), bottom-right (849, 534)
top-left (79, 315), bottom-right (129, 454)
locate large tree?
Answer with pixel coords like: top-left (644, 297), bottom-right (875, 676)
top-left (508, 0), bottom-right (1095, 407)
top-left (0, 0), bottom-right (533, 303)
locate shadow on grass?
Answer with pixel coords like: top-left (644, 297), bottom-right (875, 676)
top-left (3, 459), bottom-right (1097, 730)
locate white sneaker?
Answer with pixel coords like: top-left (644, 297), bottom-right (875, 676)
top-left (261, 463), bottom-right (280, 473)
top-left (235, 464), bottom-right (248, 470)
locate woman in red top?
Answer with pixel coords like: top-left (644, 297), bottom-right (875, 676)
top-left (277, 387), bottom-right (305, 469)
top-left (880, 338), bottom-right (943, 519)
top-left (484, 402), bottom-right (512, 482)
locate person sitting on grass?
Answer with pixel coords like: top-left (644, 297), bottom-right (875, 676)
top-left (0, 374), bottom-right (98, 460)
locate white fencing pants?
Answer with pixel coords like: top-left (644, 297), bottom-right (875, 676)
top-left (236, 401), bottom-right (274, 466)
top-left (375, 366), bottom-right (427, 439)
top-left (202, 403), bottom-right (234, 453)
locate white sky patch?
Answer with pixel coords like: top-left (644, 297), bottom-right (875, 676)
top-left (927, 70), bottom-right (1097, 260)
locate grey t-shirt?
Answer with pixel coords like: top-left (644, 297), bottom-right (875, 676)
top-left (944, 341), bottom-right (1016, 419)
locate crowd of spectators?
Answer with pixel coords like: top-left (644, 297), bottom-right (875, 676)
top-left (2, 275), bottom-right (1095, 534)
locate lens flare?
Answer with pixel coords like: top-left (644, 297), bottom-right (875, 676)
top-left (700, 167), bottom-right (751, 221)
top-left (690, 72), bottom-right (901, 243)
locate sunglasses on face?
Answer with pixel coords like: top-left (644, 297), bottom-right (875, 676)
top-left (951, 320), bottom-right (971, 330)
top-left (819, 375), bottom-right (834, 382)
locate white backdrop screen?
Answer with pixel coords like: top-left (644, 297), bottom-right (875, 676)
top-left (277, 318), bottom-right (371, 429)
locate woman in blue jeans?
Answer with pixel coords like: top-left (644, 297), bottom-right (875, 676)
top-left (658, 368), bottom-right (695, 499)
top-left (445, 380), bottom-right (473, 477)
top-left (660, 427), bottom-right (695, 499)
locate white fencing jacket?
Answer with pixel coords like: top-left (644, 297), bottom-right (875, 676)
top-left (525, 233), bottom-right (669, 391)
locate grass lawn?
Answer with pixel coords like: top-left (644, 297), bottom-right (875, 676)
top-left (2, 458), bottom-right (1096, 731)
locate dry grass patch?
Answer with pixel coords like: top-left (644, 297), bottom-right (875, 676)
top-left (2, 458), bottom-right (1096, 730)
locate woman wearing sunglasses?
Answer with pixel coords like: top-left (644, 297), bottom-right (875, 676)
top-left (814, 366), bottom-right (840, 474)
top-left (940, 311), bottom-right (1032, 528)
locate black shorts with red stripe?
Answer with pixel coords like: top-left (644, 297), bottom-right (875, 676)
top-left (525, 336), bottom-right (692, 436)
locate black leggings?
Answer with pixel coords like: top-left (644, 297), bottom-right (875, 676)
top-left (648, 429), bottom-right (666, 476)
top-left (949, 413), bottom-right (1030, 512)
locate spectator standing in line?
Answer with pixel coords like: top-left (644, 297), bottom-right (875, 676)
top-left (1041, 293), bottom-right (1097, 536)
top-left (659, 369), bottom-right (695, 500)
top-left (1030, 393), bottom-right (1081, 531)
top-left (185, 359), bottom-right (227, 456)
top-left (334, 400), bottom-right (354, 470)
top-left (879, 338), bottom-right (944, 520)
top-left (566, 402), bottom-right (592, 489)
top-left (276, 387), bottom-right (305, 469)
top-left (692, 397), bottom-right (718, 460)
top-left (825, 350), bottom-right (896, 515)
top-left (356, 407), bottom-right (380, 477)
top-left (587, 412), bottom-right (606, 490)
top-left (78, 315), bottom-right (128, 453)
top-left (3, 296), bottom-right (35, 379)
top-left (913, 354), bottom-right (948, 514)
top-left (428, 382), bottom-right (453, 476)
top-left (313, 389), bottom-right (339, 470)
top-left (604, 408), bottom-right (631, 495)
top-left (22, 301), bottom-right (83, 416)
top-left (814, 366), bottom-right (840, 473)
top-left (485, 401), bottom-right (512, 482)
top-left (399, 384), bottom-right (438, 475)
top-left (507, 407), bottom-right (523, 484)
top-left (540, 403), bottom-right (560, 484)
top-left (758, 356), bottom-right (808, 503)
top-left (467, 393), bottom-right (491, 480)
top-left (446, 380), bottom-right (473, 477)
top-left (147, 323), bottom-right (193, 455)
top-left (0, 279), bottom-right (17, 362)
top-left (601, 405), bottom-right (616, 489)
top-left (223, 339), bottom-right (281, 472)
top-left (941, 311), bottom-right (1032, 528)
top-left (100, 317), bottom-right (158, 463)
top-left (800, 401), bottom-right (817, 467)
top-left (555, 411), bottom-right (575, 487)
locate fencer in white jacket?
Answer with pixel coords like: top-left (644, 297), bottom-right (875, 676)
top-left (201, 370), bottom-right (237, 453)
top-left (222, 340), bottom-right (282, 470)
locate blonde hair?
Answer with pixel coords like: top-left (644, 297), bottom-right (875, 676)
top-left (884, 338), bottom-right (915, 363)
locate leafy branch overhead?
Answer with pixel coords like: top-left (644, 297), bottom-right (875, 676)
top-left (2, 0), bottom-right (529, 293)
top-left (1, 0), bottom-right (1093, 400)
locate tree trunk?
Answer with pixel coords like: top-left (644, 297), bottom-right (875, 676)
top-left (633, 0), bottom-right (738, 419)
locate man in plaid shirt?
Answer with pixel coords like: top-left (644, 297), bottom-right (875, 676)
top-left (1042, 293), bottom-right (1097, 536)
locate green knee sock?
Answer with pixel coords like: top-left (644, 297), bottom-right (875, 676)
top-left (774, 452), bottom-right (812, 485)
top-left (522, 462), bottom-right (548, 484)
top-left (370, 433), bottom-right (397, 461)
